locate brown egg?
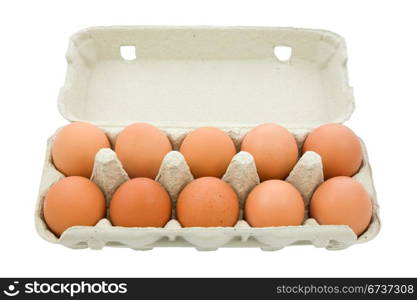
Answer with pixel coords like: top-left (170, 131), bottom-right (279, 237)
top-left (176, 177), bottom-right (239, 227)
top-left (115, 123), bottom-right (172, 179)
top-left (179, 127), bottom-right (236, 178)
top-left (244, 180), bottom-right (304, 227)
top-left (43, 176), bottom-right (106, 236)
top-left (52, 122), bottom-right (111, 178)
top-left (302, 123), bottom-right (362, 179)
top-left (110, 178), bottom-right (172, 227)
top-left (310, 176), bottom-right (372, 235)
top-left (241, 123), bottom-right (298, 181)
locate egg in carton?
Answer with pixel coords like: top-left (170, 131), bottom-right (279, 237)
top-left (35, 126), bottom-right (380, 251)
top-left (35, 26), bottom-right (381, 250)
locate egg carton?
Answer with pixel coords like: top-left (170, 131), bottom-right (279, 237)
top-left (35, 126), bottom-right (380, 251)
top-left (35, 26), bottom-right (380, 250)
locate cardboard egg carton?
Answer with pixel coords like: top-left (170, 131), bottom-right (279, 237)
top-left (35, 26), bottom-right (380, 250)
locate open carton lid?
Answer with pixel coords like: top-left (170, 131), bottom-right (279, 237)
top-left (58, 26), bottom-right (354, 129)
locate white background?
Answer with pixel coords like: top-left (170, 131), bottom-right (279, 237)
top-left (0, 0), bottom-right (416, 277)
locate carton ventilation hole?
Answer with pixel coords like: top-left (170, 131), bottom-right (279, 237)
top-left (120, 45), bottom-right (136, 61)
top-left (274, 46), bottom-right (292, 62)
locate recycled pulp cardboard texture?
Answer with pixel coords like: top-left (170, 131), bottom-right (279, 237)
top-left (35, 26), bottom-right (380, 250)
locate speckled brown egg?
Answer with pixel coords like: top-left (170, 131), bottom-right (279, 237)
top-left (244, 180), bottom-right (304, 227)
top-left (180, 127), bottom-right (236, 178)
top-left (110, 178), bottom-right (172, 227)
top-left (310, 176), bottom-right (372, 235)
top-left (302, 123), bottom-right (363, 179)
top-left (241, 123), bottom-right (298, 181)
top-left (115, 123), bottom-right (172, 179)
top-left (176, 177), bottom-right (239, 227)
top-left (43, 176), bottom-right (106, 236)
top-left (52, 122), bottom-right (111, 178)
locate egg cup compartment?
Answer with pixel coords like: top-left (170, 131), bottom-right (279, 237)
top-left (35, 126), bottom-right (380, 251)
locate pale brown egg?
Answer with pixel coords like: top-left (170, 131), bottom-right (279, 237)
top-left (180, 127), bottom-right (236, 178)
top-left (302, 123), bottom-right (362, 179)
top-left (52, 122), bottom-right (111, 178)
top-left (176, 177), bottom-right (239, 227)
top-left (241, 123), bottom-right (298, 181)
top-left (43, 176), bottom-right (106, 236)
top-left (115, 123), bottom-right (172, 179)
top-left (244, 180), bottom-right (304, 227)
top-left (110, 178), bottom-right (172, 227)
top-left (310, 176), bottom-right (372, 235)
